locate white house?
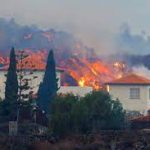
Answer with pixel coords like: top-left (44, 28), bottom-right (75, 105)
top-left (0, 69), bottom-right (63, 99)
top-left (106, 73), bottom-right (150, 113)
top-left (0, 68), bottom-right (92, 99)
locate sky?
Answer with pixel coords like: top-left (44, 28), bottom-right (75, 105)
top-left (0, 0), bottom-right (150, 55)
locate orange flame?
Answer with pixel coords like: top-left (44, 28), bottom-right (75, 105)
top-left (78, 78), bottom-right (85, 87)
top-left (0, 49), bottom-right (127, 90)
top-left (63, 57), bottom-right (115, 90)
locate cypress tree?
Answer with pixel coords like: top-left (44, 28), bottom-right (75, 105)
top-left (5, 47), bottom-right (18, 102)
top-left (37, 50), bottom-right (59, 113)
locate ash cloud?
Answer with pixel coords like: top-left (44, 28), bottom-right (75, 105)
top-left (111, 24), bottom-right (150, 70)
top-left (132, 65), bottom-right (150, 79)
top-left (117, 24), bottom-right (150, 55)
top-left (1, 18), bottom-right (150, 65)
top-left (0, 18), bottom-right (72, 52)
top-left (0, 18), bottom-right (94, 60)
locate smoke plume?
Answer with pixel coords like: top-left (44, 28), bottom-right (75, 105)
top-left (0, 18), bottom-right (94, 60)
top-left (117, 24), bottom-right (150, 55)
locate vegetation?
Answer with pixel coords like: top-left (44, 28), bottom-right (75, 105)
top-left (16, 50), bottom-right (34, 101)
top-left (0, 48), bottom-right (36, 122)
top-left (0, 47), bottom-right (19, 120)
top-left (0, 47), bottom-right (126, 143)
top-left (5, 47), bottom-right (18, 104)
top-left (16, 50), bottom-right (37, 123)
top-left (37, 50), bottom-right (59, 113)
top-left (50, 91), bottom-right (125, 136)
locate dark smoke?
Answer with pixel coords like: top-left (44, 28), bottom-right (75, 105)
top-left (0, 18), bottom-right (94, 60)
top-left (1, 18), bottom-right (150, 71)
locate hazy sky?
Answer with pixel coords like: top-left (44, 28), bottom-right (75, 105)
top-left (0, 0), bottom-right (150, 54)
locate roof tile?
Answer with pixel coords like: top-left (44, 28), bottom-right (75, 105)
top-left (107, 73), bottom-right (150, 85)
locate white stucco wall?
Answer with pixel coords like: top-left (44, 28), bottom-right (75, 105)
top-left (0, 71), bottom-right (61, 99)
top-left (59, 86), bottom-right (93, 97)
top-left (107, 84), bottom-right (150, 112)
top-left (0, 71), bottom-right (92, 99)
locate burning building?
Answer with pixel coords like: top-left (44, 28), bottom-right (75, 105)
top-left (0, 68), bottom-right (93, 99)
top-left (0, 19), bottom-right (132, 98)
top-left (0, 49), bottom-right (129, 99)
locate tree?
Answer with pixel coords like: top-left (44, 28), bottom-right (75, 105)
top-left (37, 50), bottom-right (59, 113)
top-left (76, 91), bottom-right (125, 131)
top-left (16, 50), bottom-right (36, 101)
top-left (50, 91), bottom-right (125, 136)
top-left (50, 94), bottom-right (78, 136)
top-left (2, 47), bottom-right (18, 120)
top-left (5, 47), bottom-right (18, 102)
top-left (16, 49), bottom-right (38, 123)
top-left (0, 48), bottom-right (37, 122)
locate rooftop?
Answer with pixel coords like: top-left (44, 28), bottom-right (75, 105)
top-left (106, 73), bottom-right (150, 85)
top-left (130, 115), bottom-right (150, 122)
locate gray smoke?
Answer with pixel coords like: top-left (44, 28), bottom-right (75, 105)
top-left (117, 24), bottom-right (150, 55)
top-left (1, 18), bottom-right (150, 69)
top-left (0, 18), bottom-right (94, 60)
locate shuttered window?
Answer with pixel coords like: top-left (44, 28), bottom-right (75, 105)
top-left (130, 88), bottom-right (140, 99)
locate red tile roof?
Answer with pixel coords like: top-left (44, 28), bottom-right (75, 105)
top-left (131, 115), bottom-right (150, 122)
top-left (56, 67), bottom-right (65, 72)
top-left (107, 73), bottom-right (150, 85)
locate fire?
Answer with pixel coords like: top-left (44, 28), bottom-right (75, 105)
top-left (61, 58), bottom-right (128, 90)
top-left (0, 49), bottom-right (128, 90)
top-left (78, 78), bottom-right (85, 87)
top-left (113, 61), bottom-right (126, 79)
top-left (61, 57), bottom-right (115, 90)
top-left (16, 50), bottom-right (47, 70)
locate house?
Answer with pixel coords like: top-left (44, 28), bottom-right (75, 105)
top-left (0, 67), bottom-right (93, 99)
top-left (0, 68), bottom-right (63, 99)
top-left (106, 73), bottom-right (150, 113)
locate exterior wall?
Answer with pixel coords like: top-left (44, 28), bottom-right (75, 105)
top-left (147, 86), bottom-right (150, 108)
top-left (107, 84), bottom-right (150, 112)
top-left (0, 71), bottom-right (92, 99)
top-left (58, 86), bottom-right (93, 97)
top-left (0, 71), bottom-right (61, 99)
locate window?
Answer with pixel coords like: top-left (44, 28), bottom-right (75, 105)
top-left (130, 88), bottom-right (140, 99)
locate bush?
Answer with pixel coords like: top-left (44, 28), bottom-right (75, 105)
top-left (50, 93), bottom-right (78, 136)
top-left (50, 91), bottom-right (125, 136)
